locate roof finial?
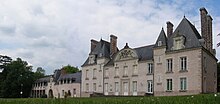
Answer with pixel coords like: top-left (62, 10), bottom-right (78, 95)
top-left (124, 43), bottom-right (129, 49)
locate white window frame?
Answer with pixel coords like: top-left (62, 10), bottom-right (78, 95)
top-left (180, 57), bottom-right (187, 71)
top-left (166, 79), bottom-right (172, 91)
top-left (123, 66), bottom-right (128, 76)
top-left (166, 59), bottom-right (173, 72)
top-left (115, 82), bottom-right (119, 92)
top-left (180, 77), bottom-right (187, 91)
top-left (93, 83), bottom-right (96, 92)
top-left (86, 83), bottom-right (89, 92)
top-left (147, 80), bottom-right (153, 93)
top-left (133, 65), bottom-right (138, 75)
top-left (132, 81), bottom-right (137, 92)
top-left (148, 63), bottom-right (153, 74)
top-left (115, 67), bottom-right (119, 76)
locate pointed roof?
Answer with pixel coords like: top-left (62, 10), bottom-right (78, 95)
top-left (82, 39), bottom-right (110, 67)
top-left (167, 17), bottom-right (202, 50)
top-left (154, 28), bottom-right (167, 47)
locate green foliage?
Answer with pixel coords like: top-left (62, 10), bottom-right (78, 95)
top-left (0, 57), bottom-right (35, 98)
top-left (62, 65), bottom-right (79, 74)
top-left (33, 67), bottom-right (45, 81)
top-left (0, 94), bottom-right (220, 104)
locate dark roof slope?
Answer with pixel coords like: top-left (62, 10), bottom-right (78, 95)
top-left (58, 72), bottom-right (81, 83)
top-left (154, 28), bottom-right (167, 47)
top-left (167, 17), bottom-right (202, 50)
top-left (134, 45), bottom-right (154, 61)
top-left (82, 39), bottom-right (111, 67)
top-left (35, 76), bottom-right (51, 83)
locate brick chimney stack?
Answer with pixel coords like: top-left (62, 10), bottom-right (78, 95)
top-left (200, 7), bottom-right (213, 52)
top-left (207, 15), bottom-right (213, 51)
top-left (110, 35), bottom-right (118, 55)
top-left (166, 21), bottom-right (174, 38)
top-left (91, 39), bottom-right (98, 52)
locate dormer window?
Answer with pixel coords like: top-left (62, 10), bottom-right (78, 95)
top-left (89, 55), bottom-right (95, 64)
top-left (158, 41), bottom-right (162, 46)
top-left (171, 33), bottom-right (185, 50)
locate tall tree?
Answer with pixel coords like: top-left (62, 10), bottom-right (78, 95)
top-left (0, 58), bottom-right (34, 98)
top-left (62, 65), bottom-right (79, 73)
top-left (34, 67), bottom-right (45, 80)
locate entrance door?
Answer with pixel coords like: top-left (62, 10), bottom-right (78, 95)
top-left (123, 82), bottom-right (128, 96)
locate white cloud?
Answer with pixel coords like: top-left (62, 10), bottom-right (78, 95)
top-left (0, 0), bottom-right (219, 74)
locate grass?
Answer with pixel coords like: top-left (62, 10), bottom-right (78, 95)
top-left (0, 94), bottom-right (220, 104)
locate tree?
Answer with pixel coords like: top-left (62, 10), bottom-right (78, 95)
top-left (62, 65), bottom-right (79, 74)
top-left (33, 67), bottom-right (45, 80)
top-left (0, 58), bottom-right (35, 98)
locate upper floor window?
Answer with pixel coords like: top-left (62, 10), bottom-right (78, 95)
top-left (171, 33), bottom-right (185, 50)
top-left (89, 55), bottom-right (95, 64)
top-left (148, 63), bottom-right (153, 74)
top-left (104, 68), bottom-right (109, 77)
top-left (158, 41), bottom-right (162, 46)
top-left (123, 66), bottom-right (128, 76)
top-left (93, 68), bottom-right (97, 79)
top-left (133, 65), bottom-right (138, 75)
top-left (166, 59), bottom-right (173, 72)
top-left (180, 57), bottom-right (187, 71)
top-left (115, 67), bottom-right (119, 76)
top-left (86, 70), bottom-right (89, 79)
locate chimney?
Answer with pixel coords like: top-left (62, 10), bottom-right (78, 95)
top-left (110, 35), bottom-right (117, 55)
top-left (200, 7), bottom-right (208, 48)
top-left (91, 39), bottom-right (98, 52)
top-left (207, 15), bottom-right (213, 50)
top-left (166, 21), bottom-right (173, 38)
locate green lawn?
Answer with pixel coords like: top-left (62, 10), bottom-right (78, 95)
top-left (0, 94), bottom-right (219, 104)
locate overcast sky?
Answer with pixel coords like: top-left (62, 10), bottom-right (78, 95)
top-left (0, 0), bottom-right (219, 74)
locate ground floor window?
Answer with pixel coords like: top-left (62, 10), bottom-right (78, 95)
top-left (147, 80), bottom-right (153, 93)
top-left (167, 79), bottom-right (172, 91)
top-left (180, 77), bottom-right (187, 91)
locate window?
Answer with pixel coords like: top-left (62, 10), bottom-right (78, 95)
top-left (133, 65), bottom-right (138, 75)
top-left (180, 57), bottom-right (187, 71)
top-left (115, 82), bottom-right (119, 92)
top-left (86, 70), bottom-right (89, 79)
top-left (158, 41), bottom-right (162, 46)
top-left (104, 69), bottom-right (109, 77)
top-left (93, 83), bottom-right (96, 92)
top-left (166, 79), bottom-right (172, 91)
top-left (166, 59), bottom-right (173, 72)
top-left (148, 63), bottom-right (153, 74)
top-left (89, 55), bottom-right (95, 64)
top-left (104, 83), bottom-right (108, 92)
top-left (115, 67), bottom-right (119, 76)
top-left (180, 78), bottom-right (187, 91)
top-left (86, 83), bottom-right (89, 92)
top-left (62, 90), bottom-right (64, 96)
top-left (147, 80), bottom-right (153, 93)
top-left (123, 66), bottom-right (128, 76)
top-left (93, 69), bottom-right (96, 79)
top-left (133, 81), bottom-right (137, 92)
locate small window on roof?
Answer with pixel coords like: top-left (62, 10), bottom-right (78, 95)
top-left (158, 41), bottom-right (162, 46)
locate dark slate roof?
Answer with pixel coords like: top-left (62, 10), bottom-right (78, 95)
top-left (134, 45), bottom-right (154, 61)
top-left (53, 69), bottom-right (61, 82)
top-left (58, 72), bottom-right (81, 83)
top-left (82, 39), bottom-right (111, 67)
top-left (35, 76), bottom-right (51, 83)
top-left (154, 28), bottom-right (167, 47)
top-left (167, 17), bottom-right (202, 50)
